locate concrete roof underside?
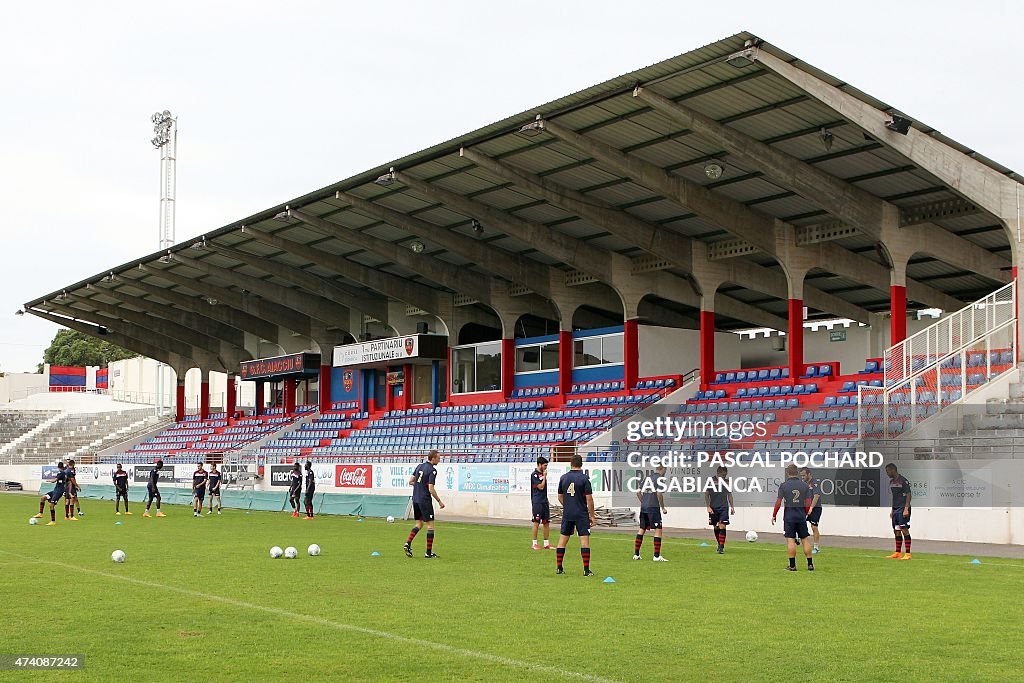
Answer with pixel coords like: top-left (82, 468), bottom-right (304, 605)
top-left (25, 31), bottom-right (1019, 350)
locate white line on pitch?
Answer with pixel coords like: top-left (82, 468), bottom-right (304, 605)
top-left (0, 550), bottom-right (622, 683)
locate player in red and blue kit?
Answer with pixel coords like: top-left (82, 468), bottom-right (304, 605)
top-left (143, 460), bottom-right (166, 517)
top-left (65, 459), bottom-right (80, 521)
top-left (772, 465), bottom-right (815, 571)
top-left (113, 464), bottom-right (131, 515)
top-left (705, 466), bottom-right (735, 554)
top-left (288, 463), bottom-right (303, 517)
top-left (634, 464), bottom-right (668, 561)
top-left (404, 450), bottom-right (445, 558)
top-left (34, 461), bottom-right (68, 525)
top-left (885, 463), bottom-right (913, 560)
top-left (192, 464), bottom-right (208, 517)
top-left (303, 461), bottom-right (316, 519)
top-left (556, 454), bottom-right (595, 576)
top-left (799, 467), bottom-right (823, 554)
top-left (207, 463), bottom-right (222, 514)
top-left (530, 456), bottom-right (551, 550)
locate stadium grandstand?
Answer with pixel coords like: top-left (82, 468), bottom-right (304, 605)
top-left (18, 31), bottom-right (1023, 466)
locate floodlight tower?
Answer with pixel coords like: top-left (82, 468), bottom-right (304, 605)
top-left (151, 110), bottom-right (177, 250)
top-left (150, 110), bottom-right (177, 415)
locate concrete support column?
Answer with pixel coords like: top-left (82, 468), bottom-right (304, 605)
top-left (558, 329), bottom-right (573, 398)
top-left (318, 365), bottom-right (332, 413)
top-left (402, 363), bottom-right (413, 410)
top-left (788, 299), bottom-right (804, 378)
top-left (284, 378), bottom-right (297, 415)
top-left (200, 376), bottom-right (210, 421)
top-left (175, 380), bottom-right (186, 423)
top-left (501, 338), bottom-right (515, 400)
top-left (623, 318), bottom-right (639, 390)
top-left (226, 375), bottom-right (236, 420)
top-left (700, 301), bottom-right (716, 385)
top-left (384, 370), bottom-right (395, 413)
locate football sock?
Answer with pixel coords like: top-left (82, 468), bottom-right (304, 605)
top-left (789, 557), bottom-right (796, 569)
top-left (903, 534), bottom-right (911, 553)
top-left (807, 557), bottom-right (814, 568)
top-left (407, 527), bottom-right (420, 544)
top-left (556, 548), bottom-right (565, 569)
top-left (50, 508), bottom-right (55, 522)
top-left (426, 530), bottom-right (434, 554)
top-left (39, 500), bottom-right (44, 514)
top-left (654, 537), bottom-right (662, 557)
top-left (894, 534), bottom-right (903, 553)
top-left (581, 547), bottom-right (591, 570)
top-left (634, 534), bottom-right (644, 555)
top-left (720, 528), bottom-right (727, 546)
top-left (65, 503), bottom-right (70, 518)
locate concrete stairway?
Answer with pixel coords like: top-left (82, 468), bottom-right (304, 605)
top-left (10, 409), bottom-right (165, 463)
top-left (933, 377), bottom-right (1024, 459)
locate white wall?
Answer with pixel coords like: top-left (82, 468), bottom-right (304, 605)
top-left (0, 373), bottom-right (48, 404)
top-left (639, 325), bottom-right (739, 377)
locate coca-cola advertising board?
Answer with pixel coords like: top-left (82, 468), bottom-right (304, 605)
top-left (335, 465), bottom-right (373, 488)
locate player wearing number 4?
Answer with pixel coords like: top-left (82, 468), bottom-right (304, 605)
top-left (634, 464), bottom-right (668, 561)
top-left (886, 463), bottom-right (913, 560)
top-left (772, 465), bottom-right (815, 572)
top-left (556, 454), bottom-right (596, 576)
top-left (404, 450), bottom-right (445, 558)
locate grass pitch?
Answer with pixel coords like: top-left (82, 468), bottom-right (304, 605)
top-left (2, 493), bottom-right (1023, 682)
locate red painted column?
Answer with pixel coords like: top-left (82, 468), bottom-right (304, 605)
top-left (558, 330), bottom-right (573, 397)
top-left (500, 338), bottom-right (515, 400)
top-left (623, 319), bottom-right (639, 390)
top-left (700, 309), bottom-right (716, 385)
top-left (200, 380), bottom-right (210, 420)
top-left (175, 382), bottom-right (186, 422)
top-left (402, 363), bottom-right (414, 410)
top-left (284, 378), bottom-right (297, 415)
top-left (225, 375), bottom-right (236, 419)
top-left (384, 370), bottom-right (395, 412)
top-left (788, 299), bottom-right (804, 378)
top-left (890, 285), bottom-right (907, 346)
top-left (319, 365), bottom-right (332, 413)
top-left (254, 381), bottom-right (264, 416)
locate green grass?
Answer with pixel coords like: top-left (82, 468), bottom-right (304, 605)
top-left (2, 493), bottom-right (1023, 683)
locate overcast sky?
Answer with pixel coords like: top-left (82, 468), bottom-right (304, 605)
top-left (1, 0), bottom-right (1019, 373)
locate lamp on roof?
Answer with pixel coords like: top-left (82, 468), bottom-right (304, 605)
top-left (408, 240), bottom-right (426, 254)
top-left (518, 114), bottom-right (545, 137)
top-left (273, 209), bottom-right (290, 222)
top-left (374, 167), bottom-right (397, 186)
top-left (819, 128), bottom-right (834, 151)
top-left (885, 114), bottom-right (912, 135)
top-left (703, 161), bottom-right (725, 180)
top-left (471, 219), bottom-right (484, 237)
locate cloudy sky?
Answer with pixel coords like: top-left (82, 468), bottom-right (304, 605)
top-left (1, 0), bottom-right (1019, 373)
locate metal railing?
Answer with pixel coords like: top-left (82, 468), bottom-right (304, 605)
top-left (861, 282), bottom-right (1017, 439)
top-left (885, 281), bottom-right (1015, 386)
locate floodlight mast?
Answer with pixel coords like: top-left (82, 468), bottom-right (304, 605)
top-left (150, 109), bottom-right (177, 417)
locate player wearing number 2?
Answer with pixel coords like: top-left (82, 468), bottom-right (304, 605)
top-left (772, 464), bottom-right (815, 572)
top-left (556, 454), bottom-right (596, 576)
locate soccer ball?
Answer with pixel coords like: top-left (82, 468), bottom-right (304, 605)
top-left (386, 515), bottom-right (395, 523)
top-left (29, 517), bottom-right (38, 525)
top-left (270, 546), bottom-right (284, 559)
top-left (308, 544), bottom-right (321, 556)
top-left (111, 550), bottom-right (126, 563)
top-left (745, 530), bottom-right (758, 543)
top-left (284, 546), bottom-right (298, 559)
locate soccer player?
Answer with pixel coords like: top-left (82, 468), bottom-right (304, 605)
top-left (143, 459), bottom-right (166, 517)
top-left (705, 465), bottom-right (735, 554)
top-left (799, 467), bottom-right (823, 553)
top-left (302, 461), bottom-right (316, 520)
top-left (634, 464), bottom-right (668, 561)
top-left (192, 463), bottom-right (208, 517)
top-left (404, 450), bottom-right (445, 558)
top-left (885, 463), bottom-right (913, 560)
top-left (34, 461), bottom-right (68, 525)
top-left (288, 462), bottom-right (303, 517)
top-left (530, 456), bottom-right (551, 550)
top-left (65, 459), bottom-right (80, 520)
top-left (112, 463), bottom-right (131, 515)
top-left (556, 454), bottom-right (595, 576)
top-left (207, 463), bottom-right (222, 514)
top-left (772, 464), bottom-right (815, 572)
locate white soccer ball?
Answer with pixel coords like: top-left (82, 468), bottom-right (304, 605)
top-left (284, 546), bottom-right (298, 559)
top-left (29, 517), bottom-right (39, 525)
top-left (745, 530), bottom-right (758, 543)
top-left (308, 544), bottom-right (321, 556)
top-left (111, 550), bottom-right (126, 563)
top-left (386, 515), bottom-right (395, 523)
top-left (270, 546), bottom-right (284, 559)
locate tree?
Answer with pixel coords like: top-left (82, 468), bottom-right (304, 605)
top-left (38, 330), bottom-right (137, 372)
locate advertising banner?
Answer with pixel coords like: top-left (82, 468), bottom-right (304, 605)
top-left (459, 465), bottom-right (510, 493)
top-left (132, 465), bottom-right (176, 484)
top-left (335, 465), bottom-right (373, 488)
top-left (269, 465), bottom-right (295, 487)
